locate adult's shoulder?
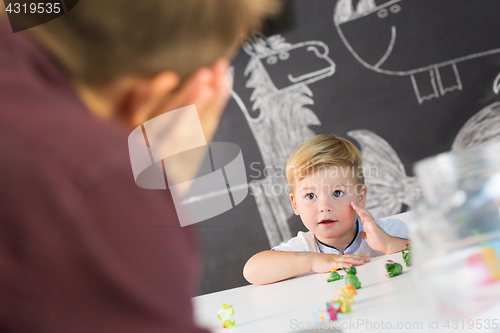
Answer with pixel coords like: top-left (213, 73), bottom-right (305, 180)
top-left (0, 27), bottom-right (132, 189)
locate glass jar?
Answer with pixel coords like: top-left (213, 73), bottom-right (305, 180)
top-left (411, 140), bottom-right (500, 318)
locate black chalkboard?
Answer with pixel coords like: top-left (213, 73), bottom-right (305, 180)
top-left (195, 0), bottom-right (500, 295)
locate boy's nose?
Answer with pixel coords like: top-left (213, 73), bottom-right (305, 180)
top-left (318, 203), bottom-right (333, 212)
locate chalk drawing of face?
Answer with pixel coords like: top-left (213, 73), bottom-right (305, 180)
top-left (334, 0), bottom-right (500, 103)
top-left (243, 35), bottom-right (335, 92)
top-left (259, 42), bottom-right (335, 90)
top-left (335, 0), bottom-right (402, 70)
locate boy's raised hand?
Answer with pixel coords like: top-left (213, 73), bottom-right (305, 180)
top-left (351, 202), bottom-right (393, 254)
top-left (310, 252), bottom-right (369, 273)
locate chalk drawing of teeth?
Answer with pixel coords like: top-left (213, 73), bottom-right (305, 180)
top-left (230, 34), bottom-right (335, 247)
top-left (334, 0), bottom-right (500, 104)
top-left (347, 129), bottom-right (422, 218)
top-left (451, 101), bottom-right (500, 151)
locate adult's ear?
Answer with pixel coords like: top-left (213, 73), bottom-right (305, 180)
top-left (127, 58), bottom-right (231, 143)
top-left (122, 71), bottom-right (180, 127)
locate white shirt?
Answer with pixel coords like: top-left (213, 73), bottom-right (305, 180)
top-left (271, 217), bottom-right (409, 258)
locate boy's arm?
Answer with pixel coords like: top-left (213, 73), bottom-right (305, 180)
top-left (243, 250), bottom-right (369, 285)
top-left (385, 236), bottom-right (410, 254)
top-left (351, 203), bottom-right (410, 255)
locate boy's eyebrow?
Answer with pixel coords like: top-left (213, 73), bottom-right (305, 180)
top-left (297, 184), bottom-right (321, 192)
top-left (297, 186), bottom-right (313, 192)
top-left (297, 183), bottom-right (349, 192)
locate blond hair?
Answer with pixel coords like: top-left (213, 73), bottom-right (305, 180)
top-left (286, 134), bottom-right (364, 192)
top-left (28, 0), bottom-right (282, 84)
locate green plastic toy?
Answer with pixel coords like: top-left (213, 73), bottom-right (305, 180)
top-left (343, 267), bottom-right (361, 289)
top-left (326, 268), bottom-right (343, 282)
top-left (402, 244), bottom-right (411, 267)
top-left (385, 260), bottom-right (403, 278)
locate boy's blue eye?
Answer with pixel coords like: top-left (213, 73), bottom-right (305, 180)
top-left (333, 190), bottom-right (344, 198)
top-left (305, 193), bottom-right (316, 200)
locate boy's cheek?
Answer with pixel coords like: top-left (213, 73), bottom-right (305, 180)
top-left (338, 204), bottom-right (355, 218)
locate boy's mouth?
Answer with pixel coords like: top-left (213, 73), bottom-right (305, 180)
top-left (318, 219), bottom-right (337, 225)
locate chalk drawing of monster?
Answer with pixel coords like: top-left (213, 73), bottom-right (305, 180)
top-left (231, 34), bottom-right (335, 247)
top-left (334, 0), bottom-right (500, 104)
top-left (348, 101), bottom-right (500, 217)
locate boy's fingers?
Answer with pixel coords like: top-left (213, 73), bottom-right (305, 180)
top-left (340, 262), bottom-right (352, 269)
top-left (341, 258), bottom-right (366, 265)
top-left (354, 207), bottom-right (375, 225)
top-left (343, 254), bottom-right (368, 259)
top-left (354, 206), bottom-right (369, 217)
top-left (352, 202), bottom-right (369, 217)
top-left (350, 256), bottom-right (369, 264)
top-left (343, 256), bottom-right (369, 264)
top-left (351, 202), bottom-right (364, 210)
top-left (357, 214), bottom-right (366, 225)
top-left (360, 211), bottom-right (372, 219)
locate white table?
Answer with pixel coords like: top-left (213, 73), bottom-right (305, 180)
top-left (193, 213), bottom-right (500, 333)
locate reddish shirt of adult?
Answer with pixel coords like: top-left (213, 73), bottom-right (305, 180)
top-left (0, 21), bottom-right (209, 333)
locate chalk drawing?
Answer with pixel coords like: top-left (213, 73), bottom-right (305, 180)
top-left (347, 129), bottom-right (421, 218)
top-left (451, 101), bottom-right (500, 151)
top-left (347, 101), bottom-right (500, 217)
top-left (493, 72), bottom-right (500, 95)
top-left (231, 34), bottom-right (335, 247)
top-left (334, 0), bottom-right (500, 104)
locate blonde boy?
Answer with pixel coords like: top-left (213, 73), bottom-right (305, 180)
top-left (244, 134), bottom-right (409, 285)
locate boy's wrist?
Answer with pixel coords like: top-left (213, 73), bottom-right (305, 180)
top-left (384, 236), bottom-right (409, 255)
top-left (308, 252), bottom-right (322, 271)
top-left (291, 251), bottom-right (320, 273)
top-left (368, 228), bottom-right (392, 254)
top-left (382, 237), bottom-right (394, 255)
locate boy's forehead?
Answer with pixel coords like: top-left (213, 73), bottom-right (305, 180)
top-left (295, 166), bottom-right (356, 188)
top-left (307, 165), bottom-right (354, 179)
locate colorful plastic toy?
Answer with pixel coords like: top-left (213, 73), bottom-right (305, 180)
top-left (326, 268), bottom-right (343, 282)
top-left (343, 267), bottom-right (361, 289)
top-left (385, 260), bottom-right (403, 278)
top-left (480, 245), bottom-right (500, 280)
top-left (312, 282), bottom-right (358, 323)
top-left (334, 283), bottom-right (357, 313)
top-left (402, 244), bottom-right (411, 267)
top-left (313, 300), bottom-right (343, 322)
top-left (217, 303), bottom-right (235, 328)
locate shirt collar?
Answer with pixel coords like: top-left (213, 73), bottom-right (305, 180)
top-left (315, 217), bottom-right (361, 254)
top-left (344, 217), bottom-right (362, 254)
